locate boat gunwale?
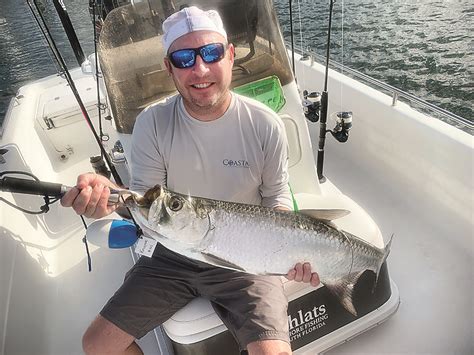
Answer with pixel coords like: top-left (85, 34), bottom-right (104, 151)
top-left (287, 44), bottom-right (473, 133)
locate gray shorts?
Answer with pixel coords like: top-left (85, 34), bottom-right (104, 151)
top-left (100, 244), bottom-right (289, 349)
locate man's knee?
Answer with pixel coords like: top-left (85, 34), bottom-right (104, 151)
top-left (82, 315), bottom-right (137, 354)
top-left (82, 327), bottom-right (100, 355)
top-left (82, 324), bottom-right (103, 355)
top-left (246, 339), bottom-right (292, 355)
top-left (82, 317), bottom-right (109, 355)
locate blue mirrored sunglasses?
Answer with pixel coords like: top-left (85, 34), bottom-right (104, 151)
top-left (168, 43), bottom-right (226, 69)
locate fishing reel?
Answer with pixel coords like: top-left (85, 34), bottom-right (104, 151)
top-left (302, 90), bottom-right (321, 123)
top-left (329, 111), bottom-right (353, 143)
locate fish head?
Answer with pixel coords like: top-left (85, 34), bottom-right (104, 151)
top-left (142, 187), bottom-right (211, 243)
top-left (125, 185), bottom-right (210, 243)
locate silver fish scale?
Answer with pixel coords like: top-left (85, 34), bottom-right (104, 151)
top-left (198, 199), bottom-right (382, 279)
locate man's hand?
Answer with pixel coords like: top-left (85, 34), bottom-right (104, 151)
top-left (287, 262), bottom-right (320, 287)
top-left (273, 207), bottom-right (321, 287)
top-left (61, 173), bottom-right (118, 219)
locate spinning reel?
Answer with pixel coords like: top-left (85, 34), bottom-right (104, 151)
top-left (303, 90), bottom-right (352, 143)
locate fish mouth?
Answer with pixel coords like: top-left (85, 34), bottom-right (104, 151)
top-left (157, 200), bottom-right (171, 225)
top-left (123, 185), bottom-right (163, 208)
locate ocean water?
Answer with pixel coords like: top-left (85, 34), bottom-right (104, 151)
top-left (0, 0), bottom-right (473, 126)
top-left (274, 0), bottom-right (474, 120)
top-left (0, 0), bottom-right (94, 125)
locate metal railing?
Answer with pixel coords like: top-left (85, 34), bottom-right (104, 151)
top-left (290, 45), bottom-right (473, 134)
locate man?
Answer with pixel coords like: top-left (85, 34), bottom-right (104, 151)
top-left (62, 6), bottom-right (319, 355)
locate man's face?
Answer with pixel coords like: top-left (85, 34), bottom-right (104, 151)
top-left (165, 30), bottom-right (234, 120)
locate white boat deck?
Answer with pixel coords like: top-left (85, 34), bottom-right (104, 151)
top-left (323, 142), bottom-right (472, 354)
top-left (0, 62), bottom-right (472, 354)
top-left (298, 55), bottom-right (473, 354)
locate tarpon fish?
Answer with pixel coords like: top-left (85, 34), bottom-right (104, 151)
top-left (126, 185), bottom-right (392, 316)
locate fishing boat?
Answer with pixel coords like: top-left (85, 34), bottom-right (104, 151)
top-left (0, 0), bottom-right (471, 354)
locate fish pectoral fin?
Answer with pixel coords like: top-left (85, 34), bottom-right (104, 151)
top-left (324, 270), bottom-right (365, 317)
top-left (297, 209), bottom-right (350, 221)
top-left (200, 251), bottom-right (247, 272)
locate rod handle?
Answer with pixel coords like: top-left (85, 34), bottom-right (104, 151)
top-left (0, 177), bottom-right (68, 197)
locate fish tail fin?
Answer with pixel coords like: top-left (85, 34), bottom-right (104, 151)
top-left (324, 271), bottom-right (365, 316)
top-left (375, 234), bottom-right (394, 285)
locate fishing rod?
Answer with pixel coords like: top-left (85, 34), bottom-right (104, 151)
top-left (90, 0), bottom-right (109, 148)
top-left (315, 0), bottom-right (352, 181)
top-left (297, 0), bottom-right (352, 181)
top-left (0, 175), bottom-right (133, 206)
top-left (315, 0), bottom-right (335, 181)
top-left (20, 0), bottom-right (130, 272)
top-left (289, 0), bottom-right (296, 77)
top-left (51, 0), bottom-right (86, 66)
top-left (0, 172), bottom-right (140, 272)
top-left (0, 171), bottom-right (63, 214)
top-left (26, 0), bottom-right (123, 186)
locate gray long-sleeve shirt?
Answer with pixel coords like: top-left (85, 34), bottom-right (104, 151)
top-left (130, 92), bottom-right (292, 209)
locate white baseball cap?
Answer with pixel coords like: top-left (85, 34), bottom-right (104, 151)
top-left (162, 6), bottom-right (227, 54)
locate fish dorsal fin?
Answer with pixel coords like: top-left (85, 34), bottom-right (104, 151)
top-left (297, 209), bottom-right (350, 221)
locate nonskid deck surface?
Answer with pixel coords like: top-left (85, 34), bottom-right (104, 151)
top-left (321, 137), bottom-right (472, 354)
top-left (294, 53), bottom-right (472, 353)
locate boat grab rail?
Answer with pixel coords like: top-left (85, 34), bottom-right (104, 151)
top-left (287, 44), bottom-right (473, 133)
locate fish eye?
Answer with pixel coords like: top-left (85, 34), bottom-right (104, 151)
top-left (168, 196), bottom-right (184, 212)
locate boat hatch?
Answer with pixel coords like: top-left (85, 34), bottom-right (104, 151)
top-left (35, 77), bottom-right (106, 159)
top-left (98, 0), bottom-right (293, 133)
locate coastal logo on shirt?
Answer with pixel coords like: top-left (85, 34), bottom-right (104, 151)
top-left (222, 159), bottom-right (250, 168)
